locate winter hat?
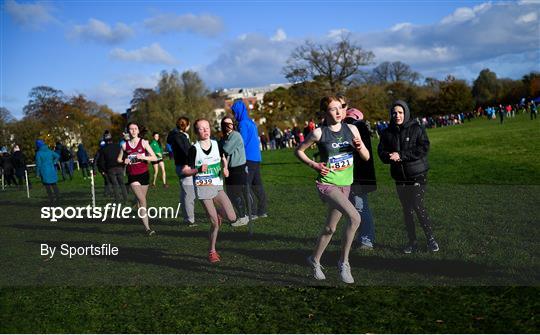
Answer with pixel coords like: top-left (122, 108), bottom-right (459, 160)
top-left (346, 108), bottom-right (364, 121)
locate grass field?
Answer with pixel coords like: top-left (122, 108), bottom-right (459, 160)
top-left (1, 114), bottom-right (539, 332)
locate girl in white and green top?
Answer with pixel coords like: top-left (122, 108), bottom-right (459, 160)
top-left (150, 132), bottom-right (168, 188)
top-left (295, 95), bottom-right (370, 284)
top-left (183, 119), bottom-right (237, 263)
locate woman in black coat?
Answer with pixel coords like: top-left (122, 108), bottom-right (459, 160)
top-left (378, 100), bottom-right (439, 253)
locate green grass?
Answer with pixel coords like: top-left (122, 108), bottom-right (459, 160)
top-left (1, 114), bottom-right (539, 332)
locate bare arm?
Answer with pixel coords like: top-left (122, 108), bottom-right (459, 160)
top-left (141, 140), bottom-right (158, 162)
top-left (348, 124), bottom-right (370, 161)
top-left (117, 143), bottom-right (127, 164)
top-left (294, 128), bottom-right (329, 175)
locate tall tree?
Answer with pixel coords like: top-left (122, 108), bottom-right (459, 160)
top-left (436, 77), bottom-right (475, 116)
top-left (472, 69), bottom-right (501, 106)
top-left (23, 86), bottom-right (66, 121)
top-left (283, 35), bottom-right (374, 91)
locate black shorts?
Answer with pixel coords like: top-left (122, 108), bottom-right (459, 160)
top-left (151, 159), bottom-right (163, 165)
top-left (127, 171), bottom-right (150, 185)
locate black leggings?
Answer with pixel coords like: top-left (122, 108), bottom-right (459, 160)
top-left (396, 174), bottom-right (434, 242)
top-left (225, 164), bottom-right (248, 218)
top-left (44, 183), bottom-right (59, 203)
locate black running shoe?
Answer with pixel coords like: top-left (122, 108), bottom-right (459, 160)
top-left (427, 238), bottom-right (439, 252)
top-left (403, 242), bottom-right (418, 254)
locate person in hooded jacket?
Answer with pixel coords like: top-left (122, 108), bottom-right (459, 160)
top-left (378, 100), bottom-right (439, 253)
top-left (35, 139), bottom-right (60, 203)
top-left (231, 99), bottom-right (268, 219)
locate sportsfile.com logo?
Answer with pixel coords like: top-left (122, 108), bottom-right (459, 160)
top-left (40, 203), bottom-right (181, 222)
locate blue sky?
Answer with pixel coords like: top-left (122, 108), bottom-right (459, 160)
top-left (2, 0), bottom-right (539, 118)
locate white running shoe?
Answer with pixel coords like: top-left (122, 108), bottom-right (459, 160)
top-left (231, 216), bottom-right (249, 227)
top-left (307, 256), bottom-right (326, 280)
top-left (338, 261), bottom-right (354, 284)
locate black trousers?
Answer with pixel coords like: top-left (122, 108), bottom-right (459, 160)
top-left (225, 164), bottom-right (248, 218)
top-left (44, 183), bottom-right (59, 203)
top-left (395, 174), bottom-right (434, 242)
top-left (246, 160), bottom-right (267, 216)
top-left (107, 167), bottom-right (128, 202)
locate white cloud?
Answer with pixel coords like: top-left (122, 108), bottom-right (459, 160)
top-left (88, 73), bottom-right (160, 113)
top-left (5, 0), bottom-right (57, 29)
top-left (69, 18), bottom-right (134, 44)
top-left (201, 33), bottom-right (297, 88)
top-left (440, 2), bottom-right (492, 24)
top-left (327, 28), bottom-right (350, 39)
top-left (518, 0), bottom-right (540, 5)
top-left (517, 12), bottom-right (538, 23)
top-left (144, 13), bottom-right (223, 37)
top-left (109, 43), bottom-right (177, 65)
top-left (390, 22), bottom-right (413, 32)
top-left (271, 28), bottom-right (287, 42)
top-left (356, 1), bottom-right (539, 79)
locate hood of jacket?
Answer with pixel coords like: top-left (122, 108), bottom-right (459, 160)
top-left (38, 144), bottom-right (51, 152)
top-left (231, 100), bottom-right (248, 122)
top-left (390, 100), bottom-right (412, 127)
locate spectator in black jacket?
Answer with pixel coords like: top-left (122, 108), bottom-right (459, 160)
top-left (167, 116), bottom-right (196, 226)
top-left (378, 100), bottom-right (439, 254)
top-left (1, 150), bottom-right (17, 186)
top-left (93, 139), bottom-right (112, 197)
top-left (98, 133), bottom-right (128, 203)
top-left (12, 145), bottom-right (29, 189)
top-left (344, 108), bottom-right (377, 250)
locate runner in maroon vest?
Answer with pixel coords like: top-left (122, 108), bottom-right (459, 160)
top-left (117, 122), bottom-right (158, 235)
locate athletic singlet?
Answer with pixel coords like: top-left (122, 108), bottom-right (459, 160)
top-left (125, 138), bottom-right (148, 176)
top-left (316, 124), bottom-right (355, 186)
top-left (193, 140), bottom-right (223, 187)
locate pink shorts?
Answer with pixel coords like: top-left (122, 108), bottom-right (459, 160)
top-left (316, 182), bottom-right (351, 202)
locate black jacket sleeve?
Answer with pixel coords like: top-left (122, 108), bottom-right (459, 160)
top-left (377, 131), bottom-right (392, 164)
top-left (187, 146), bottom-right (197, 169)
top-left (400, 126), bottom-right (430, 162)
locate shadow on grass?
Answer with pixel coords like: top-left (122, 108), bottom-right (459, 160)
top-left (24, 240), bottom-right (309, 286)
top-left (226, 247), bottom-right (513, 281)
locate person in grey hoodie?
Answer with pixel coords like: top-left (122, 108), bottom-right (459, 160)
top-left (220, 116), bottom-right (249, 227)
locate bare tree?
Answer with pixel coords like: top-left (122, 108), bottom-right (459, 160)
top-left (371, 61), bottom-right (420, 84)
top-left (283, 35), bottom-right (374, 91)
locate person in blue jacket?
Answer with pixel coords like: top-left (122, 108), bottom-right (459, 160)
top-left (35, 139), bottom-right (60, 204)
top-left (231, 99), bottom-right (267, 219)
top-left (76, 143), bottom-right (90, 179)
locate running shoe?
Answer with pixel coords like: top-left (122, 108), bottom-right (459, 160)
top-left (427, 238), bottom-right (440, 252)
top-left (146, 229), bottom-right (156, 236)
top-left (403, 241), bottom-right (418, 254)
top-left (163, 184), bottom-right (169, 189)
top-left (307, 255), bottom-right (326, 280)
top-left (231, 216), bottom-right (249, 227)
top-left (184, 220), bottom-right (197, 227)
top-left (208, 250), bottom-right (221, 263)
top-left (338, 261), bottom-right (354, 284)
